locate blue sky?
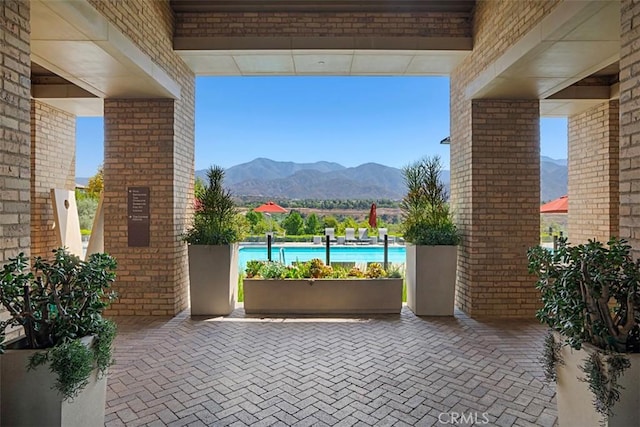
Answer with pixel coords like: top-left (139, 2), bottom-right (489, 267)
top-left (76, 76), bottom-right (568, 177)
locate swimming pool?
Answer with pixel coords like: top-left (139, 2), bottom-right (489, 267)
top-left (239, 245), bottom-right (406, 271)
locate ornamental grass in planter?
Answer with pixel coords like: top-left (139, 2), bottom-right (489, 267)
top-left (243, 259), bottom-right (403, 314)
top-left (0, 248), bottom-right (117, 426)
top-left (183, 166), bottom-right (247, 316)
top-left (401, 155), bottom-right (460, 316)
top-left (528, 238), bottom-right (640, 425)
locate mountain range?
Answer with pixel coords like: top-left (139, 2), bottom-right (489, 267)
top-left (77, 157), bottom-right (566, 201)
top-left (194, 157), bottom-right (565, 201)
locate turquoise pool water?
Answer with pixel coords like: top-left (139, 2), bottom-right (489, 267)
top-left (239, 245), bottom-right (406, 271)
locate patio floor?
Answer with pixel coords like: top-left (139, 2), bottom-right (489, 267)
top-left (105, 307), bottom-right (557, 426)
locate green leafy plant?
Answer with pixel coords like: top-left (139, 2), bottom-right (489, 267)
top-left (528, 237), bottom-right (640, 419)
top-left (246, 259), bottom-right (397, 280)
top-left (0, 248), bottom-right (118, 400)
top-left (400, 156), bottom-right (460, 245)
top-left (365, 263), bottom-right (386, 279)
top-left (183, 166), bottom-right (246, 245)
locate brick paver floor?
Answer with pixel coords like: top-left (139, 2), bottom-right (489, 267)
top-left (105, 307), bottom-right (557, 426)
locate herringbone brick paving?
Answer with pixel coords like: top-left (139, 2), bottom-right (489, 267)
top-left (105, 307), bottom-right (557, 426)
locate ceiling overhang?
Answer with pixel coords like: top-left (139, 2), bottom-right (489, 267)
top-left (31, 0), bottom-right (180, 101)
top-left (178, 49), bottom-right (470, 76)
top-left (466, 0), bottom-right (620, 110)
top-left (170, 0), bottom-right (476, 13)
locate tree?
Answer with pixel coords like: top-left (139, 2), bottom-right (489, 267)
top-left (338, 216), bottom-right (358, 233)
top-left (86, 165), bottom-right (103, 198)
top-left (323, 215), bottom-right (339, 229)
top-left (282, 211), bottom-right (304, 235)
top-left (305, 213), bottom-right (322, 235)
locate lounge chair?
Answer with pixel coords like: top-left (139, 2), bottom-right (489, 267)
top-left (357, 228), bottom-right (370, 244)
top-left (345, 228), bottom-right (356, 244)
top-left (324, 227), bottom-right (336, 242)
top-left (378, 228), bottom-right (388, 244)
top-left (312, 235), bottom-right (322, 245)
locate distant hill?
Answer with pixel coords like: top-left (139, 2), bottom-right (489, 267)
top-left (78, 157), bottom-right (567, 201)
top-left (541, 157), bottom-right (568, 201)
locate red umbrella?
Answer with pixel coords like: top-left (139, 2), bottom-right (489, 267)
top-left (368, 203), bottom-right (377, 228)
top-left (540, 195), bottom-right (568, 214)
top-left (254, 201), bottom-right (287, 214)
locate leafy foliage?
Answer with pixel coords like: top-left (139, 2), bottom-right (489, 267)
top-left (0, 249), bottom-right (118, 400)
top-left (540, 331), bottom-right (563, 382)
top-left (184, 166), bottom-right (246, 245)
top-left (86, 165), bottom-right (104, 198)
top-left (305, 213), bottom-right (322, 235)
top-left (282, 211), bottom-right (305, 235)
top-left (528, 237), bottom-right (640, 419)
top-left (400, 156), bottom-right (459, 245)
top-left (528, 238), bottom-right (640, 353)
top-left (246, 259), bottom-right (397, 280)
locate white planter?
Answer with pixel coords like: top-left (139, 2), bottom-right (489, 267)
top-left (188, 244), bottom-right (238, 316)
top-left (556, 337), bottom-right (640, 427)
top-left (0, 337), bottom-right (107, 427)
top-left (406, 244), bottom-right (457, 316)
top-left (244, 278), bottom-right (403, 314)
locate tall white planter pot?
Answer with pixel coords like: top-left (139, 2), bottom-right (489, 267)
top-left (188, 243), bottom-right (238, 316)
top-left (406, 244), bottom-right (457, 316)
top-left (0, 337), bottom-right (107, 427)
top-left (556, 337), bottom-right (640, 427)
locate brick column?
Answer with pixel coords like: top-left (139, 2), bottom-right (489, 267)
top-left (568, 101), bottom-right (619, 243)
top-left (104, 99), bottom-right (191, 316)
top-left (0, 0), bottom-right (30, 262)
top-left (30, 100), bottom-right (76, 259)
top-left (455, 100), bottom-right (540, 317)
top-left (621, 1), bottom-right (640, 255)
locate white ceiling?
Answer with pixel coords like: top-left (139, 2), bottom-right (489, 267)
top-left (30, 0), bottom-right (180, 116)
top-left (178, 49), bottom-right (469, 76)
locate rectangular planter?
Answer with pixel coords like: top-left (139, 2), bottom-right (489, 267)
top-left (0, 337), bottom-right (107, 427)
top-left (188, 244), bottom-right (238, 316)
top-left (556, 336), bottom-right (640, 427)
top-left (243, 278), bottom-right (403, 314)
top-left (406, 244), bottom-right (457, 316)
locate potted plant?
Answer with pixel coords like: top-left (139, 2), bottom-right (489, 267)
top-left (183, 166), bottom-right (246, 316)
top-left (243, 259), bottom-right (403, 314)
top-left (401, 155), bottom-right (460, 316)
top-left (0, 248), bottom-right (117, 426)
top-left (528, 238), bottom-right (640, 426)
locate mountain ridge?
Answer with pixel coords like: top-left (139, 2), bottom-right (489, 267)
top-left (77, 157), bottom-right (567, 201)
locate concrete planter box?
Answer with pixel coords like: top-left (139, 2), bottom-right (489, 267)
top-left (406, 244), bottom-right (457, 316)
top-left (188, 244), bottom-right (238, 316)
top-left (556, 335), bottom-right (640, 427)
top-left (243, 278), bottom-right (403, 314)
top-left (0, 337), bottom-right (107, 427)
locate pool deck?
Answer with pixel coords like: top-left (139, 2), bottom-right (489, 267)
top-left (105, 306), bottom-right (557, 426)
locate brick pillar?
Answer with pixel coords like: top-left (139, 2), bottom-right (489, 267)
top-left (620, 0), bottom-right (640, 255)
top-left (568, 101), bottom-right (619, 243)
top-left (0, 0), bottom-right (30, 262)
top-left (30, 100), bottom-right (76, 259)
top-left (455, 100), bottom-right (540, 318)
top-left (104, 99), bottom-right (190, 316)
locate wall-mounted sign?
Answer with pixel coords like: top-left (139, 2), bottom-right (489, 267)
top-left (128, 187), bottom-right (150, 247)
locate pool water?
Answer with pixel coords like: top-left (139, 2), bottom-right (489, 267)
top-left (239, 245), bottom-right (406, 271)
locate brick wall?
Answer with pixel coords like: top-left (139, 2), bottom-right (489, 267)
top-left (620, 1), bottom-right (640, 256)
top-left (88, 0), bottom-right (195, 315)
top-left (0, 0), bottom-right (30, 353)
top-left (450, 1), bottom-right (560, 317)
top-left (459, 99), bottom-right (541, 317)
top-left (30, 100), bottom-right (76, 259)
top-left (103, 99), bottom-right (180, 316)
top-left (175, 11), bottom-right (471, 38)
top-left (0, 0), bottom-right (30, 263)
top-left (568, 101), bottom-right (619, 243)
